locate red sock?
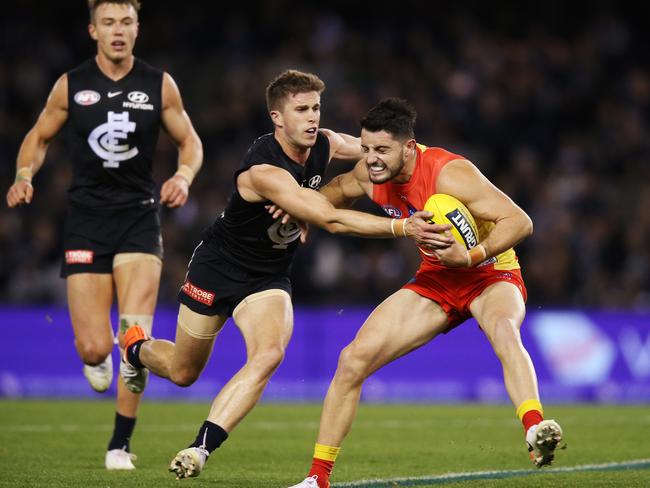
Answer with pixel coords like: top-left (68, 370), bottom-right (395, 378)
top-left (308, 458), bottom-right (334, 488)
top-left (522, 409), bottom-right (544, 433)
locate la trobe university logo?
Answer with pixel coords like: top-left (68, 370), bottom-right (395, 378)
top-left (88, 111), bottom-right (139, 168)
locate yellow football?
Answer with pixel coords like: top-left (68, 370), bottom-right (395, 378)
top-left (423, 194), bottom-right (479, 249)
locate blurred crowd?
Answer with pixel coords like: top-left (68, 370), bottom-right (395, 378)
top-left (1, 1), bottom-right (649, 308)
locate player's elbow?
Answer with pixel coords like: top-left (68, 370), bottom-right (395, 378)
top-left (519, 212), bottom-right (533, 238)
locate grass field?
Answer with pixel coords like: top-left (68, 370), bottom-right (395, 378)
top-left (0, 400), bottom-right (648, 487)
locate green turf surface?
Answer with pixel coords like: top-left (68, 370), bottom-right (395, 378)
top-left (0, 400), bottom-right (648, 487)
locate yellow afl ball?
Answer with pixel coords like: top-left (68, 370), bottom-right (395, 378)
top-left (423, 194), bottom-right (479, 249)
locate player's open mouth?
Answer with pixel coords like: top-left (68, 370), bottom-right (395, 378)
top-left (305, 128), bottom-right (317, 135)
top-left (112, 41), bottom-right (126, 49)
top-left (368, 163), bottom-right (386, 175)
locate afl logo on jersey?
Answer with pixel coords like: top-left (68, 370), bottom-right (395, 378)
top-left (127, 91), bottom-right (149, 103)
top-left (382, 205), bottom-right (402, 218)
top-left (74, 90), bottom-right (101, 106)
top-left (307, 175), bottom-right (322, 189)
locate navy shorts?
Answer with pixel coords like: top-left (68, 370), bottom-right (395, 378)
top-left (178, 241), bottom-right (292, 317)
top-left (61, 201), bottom-right (163, 277)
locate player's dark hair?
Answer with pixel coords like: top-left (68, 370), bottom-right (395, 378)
top-left (266, 70), bottom-right (325, 112)
top-left (360, 98), bottom-right (417, 140)
top-left (88, 0), bottom-right (141, 22)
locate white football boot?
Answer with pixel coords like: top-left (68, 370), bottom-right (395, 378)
top-left (526, 419), bottom-right (563, 467)
top-left (105, 447), bottom-right (137, 470)
top-left (169, 447), bottom-right (209, 479)
top-left (83, 354), bottom-right (113, 392)
top-left (119, 357), bottom-right (149, 394)
top-left (288, 475), bottom-right (321, 488)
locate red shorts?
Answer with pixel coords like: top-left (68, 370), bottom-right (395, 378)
top-left (403, 264), bottom-right (527, 332)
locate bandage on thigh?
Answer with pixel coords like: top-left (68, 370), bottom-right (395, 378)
top-left (113, 252), bottom-right (162, 270)
top-left (177, 304), bottom-right (224, 340)
top-left (232, 289), bottom-right (291, 319)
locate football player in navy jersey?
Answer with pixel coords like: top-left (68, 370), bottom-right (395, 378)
top-left (121, 70), bottom-right (445, 479)
top-left (6, 0), bottom-right (203, 470)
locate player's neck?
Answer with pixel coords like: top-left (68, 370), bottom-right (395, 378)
top-left (95, 54), bottom-right (135, 82)
top-left (274, 132), bottom-right (310, 165)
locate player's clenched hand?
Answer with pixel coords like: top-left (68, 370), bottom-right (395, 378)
top-left (160, 174), bottom-right (189, 208)
top-left (405, 211), bottom-right (454, 249)
top-left (6, 180), bottom-right (34, 208)
top-left (265, 204), bottom-right (292, 225)
top-left (434, 239), bottom-right (469, 267)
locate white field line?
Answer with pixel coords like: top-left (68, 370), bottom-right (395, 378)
top-left (331, 459), bottom-right (650, 487)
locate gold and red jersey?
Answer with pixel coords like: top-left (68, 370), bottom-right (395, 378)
top-left (370, 144), bottom-right (520, 272)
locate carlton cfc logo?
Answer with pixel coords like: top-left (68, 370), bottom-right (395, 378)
top-left (88, 111), bottom-right (139, 168)
top-left (267, 219), bottom-right (301, 249)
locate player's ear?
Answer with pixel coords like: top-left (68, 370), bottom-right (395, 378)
top-left (270, 110), bottom-right (283, 128)
top-left (88, 23), bottom-right (98, 41)
top-left (404, 138), bottom-right (416, 158)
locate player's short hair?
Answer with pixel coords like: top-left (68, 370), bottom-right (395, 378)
top-left (88, 0), bottom-right (141, 22)
top-left (266, 70), bottom-right (325, 112)
top-left (360, 98), bottom-right (417, 141)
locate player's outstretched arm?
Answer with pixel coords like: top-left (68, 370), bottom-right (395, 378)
top-left (266, 160), bottom-right (370, 223)
top-left (240, 164), bottom-right (446, 245)
top-left (321, 128), bottom-right (362, 161)
top-left (6, 74), bottom-right (68, 208)
top-left (160, 73), bottom-right (203, 208)
top-left (434, 159), bottom-right (533, 267)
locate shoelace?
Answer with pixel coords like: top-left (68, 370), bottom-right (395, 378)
top-left (114, 449), bottom-right (137, 461)
top-left (121, 364), bottom-right (140, 378)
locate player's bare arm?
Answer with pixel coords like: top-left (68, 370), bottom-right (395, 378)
top-left (268, 159), bottom-right (454, 248)
top-left (321, 129), bottom-right (362, 161)
top-left (264, 160), bottom-right (368, 223)
top-left (6, 74), bottom-right (68, 208)
top-left (159, 72), bottom-right (203, 208)
top-left (434, 159), bottom-right (533, 267)
top-left (239, 164), bottom-right (440, 244)
top-left (319, 159), bottom-right (371, 209)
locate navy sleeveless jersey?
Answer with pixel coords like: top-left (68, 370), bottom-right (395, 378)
top-left (204, 131), bottom-right (330, 274)
top-left (66, 58), bottom-right (163, 209)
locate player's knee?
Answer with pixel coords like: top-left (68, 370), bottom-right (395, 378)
top-left (77, 340), bottom-right (112, 366)
top-left (248, 347), bottom-right (285, 380)
top-left (170, 367), bottom-right (200, 387)
top-left (336, 344), bottom-right (372, 384)
top-left (489, 318), bottom-right (522, 359)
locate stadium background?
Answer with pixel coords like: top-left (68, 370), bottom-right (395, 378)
top-left (3, 0), bottom-right (650, 309)
top-left (0, 2), bottom-right (649, 484)
top-left (1, 0), bottom-right (649, 397)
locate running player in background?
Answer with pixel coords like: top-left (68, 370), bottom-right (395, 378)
top-left (5, 0), bottom-right (202, 470)
top-left (289, 98), bottom-right (563, 488)
top-left (120, 71), bottom-right (446, 479)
